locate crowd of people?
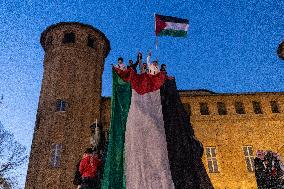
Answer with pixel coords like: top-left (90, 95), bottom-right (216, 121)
top-left (113, 51), bottom-right (167, 75)
top-left (254, 150), bottom-right (284, 188)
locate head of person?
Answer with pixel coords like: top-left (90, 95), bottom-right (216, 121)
top-left (83, 148), bottom-right (93, 158)
top-left (129, 60), bottom-right (133, 65)
top-left (118, 57), bottom-right (123, 64)
top-left (153, 60), bottom-right (158, 66)
top-left (161, 64), bottom-right (166, 70)
top-left (143, 63), bottom-right (147, 68)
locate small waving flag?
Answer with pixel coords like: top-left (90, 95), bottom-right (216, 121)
top-left (155, 14), bottom-right (189, 37)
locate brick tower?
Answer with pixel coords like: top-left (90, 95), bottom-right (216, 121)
top-left (25, 22), bottom-right (110, 189)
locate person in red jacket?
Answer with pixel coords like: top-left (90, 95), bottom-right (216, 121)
top-left (79, 148), bottom-right (102, 189)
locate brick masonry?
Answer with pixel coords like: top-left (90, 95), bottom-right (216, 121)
top-left (25, 23), bottom-right (284, 189)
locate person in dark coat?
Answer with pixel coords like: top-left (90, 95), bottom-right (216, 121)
top-left (160, 64), bottom-right (167, 72)
top-left (128, 52), bottom-right (142, 73)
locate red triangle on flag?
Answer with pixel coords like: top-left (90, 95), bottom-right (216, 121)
top-left (155, 15), bottom-right (167, 35)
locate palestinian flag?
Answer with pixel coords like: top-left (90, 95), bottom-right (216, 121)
top-left (102, 68), bottom-right (214, 189)
top-left (155, 14), bottom-right (189, 37)
top-left (101, 70), bottom-right (131, 189)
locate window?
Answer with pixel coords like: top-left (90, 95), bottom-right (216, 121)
top-left (46, 36), bottom-right (53, 47)
top-left (243, 146), bottom-right (254, 172)
top-left (270, 101), bottom-right (280, 113)
top-left (205, 147), bottom-right (219, 173)
top-left (50, 144), bottom-right (62, 168)
top-left (183, 103), bottom-right (191, 116)
top-left (87, 35), bottom-right (95, 48)
top-left (62, 32), bottom-right (75, 43)
top-left (56, 99), bottom-right (67, 112)
top-left (200, 103), bottom-right (210, 115)
top-left (252, 101), bottom-right (262, 114)
top-left (217, 102), bottom-right (227, 115)
top-left (235, 102), bottom-right (245, 114)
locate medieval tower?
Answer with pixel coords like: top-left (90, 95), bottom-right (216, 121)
top-left (25, 22), bottom-right (284, 189)
top-left (25, 22), bottom-right (110, 189)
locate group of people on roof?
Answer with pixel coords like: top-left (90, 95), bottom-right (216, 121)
top-left (113, 51), bottom-right (167, 75)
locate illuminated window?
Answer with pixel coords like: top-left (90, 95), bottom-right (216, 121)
top-left (243, 146), bottom-right (254, 172)
top-left (50, 144), bottom-right (62, 168)
top-left (205, 147), bottom-right (219, 173)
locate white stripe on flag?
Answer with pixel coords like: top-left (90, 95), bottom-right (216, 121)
top-left (164, 22), bottom-right (189, 31)
top-left (125, 89), bottom-right (175, 189)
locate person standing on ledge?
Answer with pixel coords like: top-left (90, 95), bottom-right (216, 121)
top-left (127, 59), bottom-right (138, 73)
top-left (147, 50), bottom-right (160, 75)
top-left (114, 57), bottom-right (127, 70)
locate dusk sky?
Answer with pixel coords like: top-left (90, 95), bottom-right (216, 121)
top-left (0, 0), bottom-right (283, 187)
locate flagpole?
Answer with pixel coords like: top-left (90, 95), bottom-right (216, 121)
top-left (154, 13), bottom-right (158, 50)
top-left (155, 36), bottom-right (158, 50)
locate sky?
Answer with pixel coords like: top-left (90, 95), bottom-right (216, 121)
top-left (0, 0), bottom-right (283, 187)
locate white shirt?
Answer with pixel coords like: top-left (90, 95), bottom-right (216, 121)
top-left (115, 63), bottom-right (127, 71)
top-left (147, 55), bottom-right (160, 75)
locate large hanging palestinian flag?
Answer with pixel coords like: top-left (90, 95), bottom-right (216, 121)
top-left (102, 68), bottom-right (213, 189)
top-left (101, 70), bottom-right (131, 189)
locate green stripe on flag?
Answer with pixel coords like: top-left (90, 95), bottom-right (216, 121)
top-left (157, 29), bottom-right (187, 37)
top-left (101, 70), bottom-right (131, 189)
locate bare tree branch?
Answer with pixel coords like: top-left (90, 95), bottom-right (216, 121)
top-left (0, 176), bottom-right (12, 189)
top-left (0, 122), bottom-right (27, 188)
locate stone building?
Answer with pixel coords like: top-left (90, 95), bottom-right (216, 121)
top-left (25, 22), bottom-right (284, 189)
top-left (179, 90), bottom-right (284, 188)
top-left (25, 22), bottom-right (110, 189)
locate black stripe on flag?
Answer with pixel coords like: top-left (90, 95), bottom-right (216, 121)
top-left (156, 14), bottom-right (189, 24)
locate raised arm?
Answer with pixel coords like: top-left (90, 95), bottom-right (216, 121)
top-left (135, 52), bottom-right (142, 66)
top-left (147, 51), bottom-right (151, 69)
